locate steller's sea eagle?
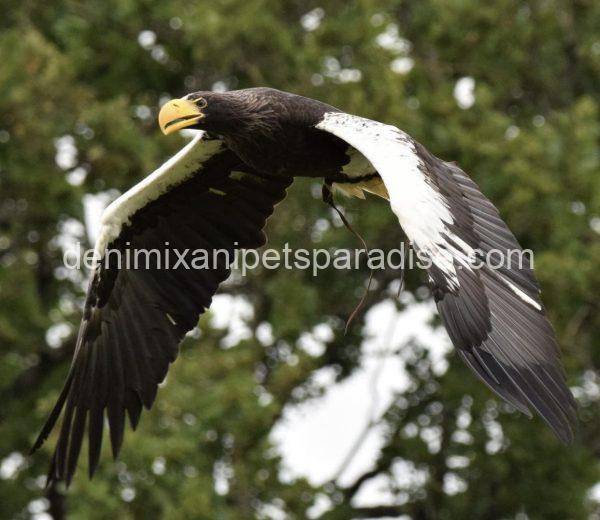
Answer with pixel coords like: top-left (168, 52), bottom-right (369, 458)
top-left (32, 87), bottom-right (577, 485)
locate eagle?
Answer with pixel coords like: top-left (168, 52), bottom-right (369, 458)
top-left (32, 87), bottom-right (577, 485)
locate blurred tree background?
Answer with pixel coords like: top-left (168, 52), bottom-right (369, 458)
top-left (1, 0), bottom-right (599, 518)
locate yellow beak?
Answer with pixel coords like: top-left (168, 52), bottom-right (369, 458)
top-left (158, 98), bottom-right (205, 135)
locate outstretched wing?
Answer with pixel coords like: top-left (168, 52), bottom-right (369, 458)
top-left (316, 112), bottom-right (577, 443)
top-left (32, 133), bottom-right (291, 485)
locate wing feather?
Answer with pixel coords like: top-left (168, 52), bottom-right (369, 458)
top-left (317, 112), bottom-right (577, 442)
top-left (32, 134), bottom-right (291, 484)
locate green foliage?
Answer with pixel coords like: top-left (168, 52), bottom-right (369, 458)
top-left (1, 0), bottom-right (599, 518)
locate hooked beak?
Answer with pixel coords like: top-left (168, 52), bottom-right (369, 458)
top-left (158, 98), bottom-right (205, 135)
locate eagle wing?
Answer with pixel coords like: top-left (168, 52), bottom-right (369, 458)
top-left (316, 112), bottom-right (577, 443)
top-left (32, 133), bottom-right (291, 485)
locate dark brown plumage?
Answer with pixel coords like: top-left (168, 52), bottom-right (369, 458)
top-left (32, 87), bottom-right (576, 487)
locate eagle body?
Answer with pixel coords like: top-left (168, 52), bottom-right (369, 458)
top-left (185, 88), bottom-right (363, 181)
top-left (32, 87), bottom-right (577, 486)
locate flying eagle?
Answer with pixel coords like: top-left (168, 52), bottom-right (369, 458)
top-left (32, 87), bottom-right (577, 485)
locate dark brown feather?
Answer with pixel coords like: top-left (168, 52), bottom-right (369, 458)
top-left (32, 144), bottom-right (291, 485)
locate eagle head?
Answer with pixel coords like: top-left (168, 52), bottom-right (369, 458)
top-left (159, 91), bottom-right (273, 136)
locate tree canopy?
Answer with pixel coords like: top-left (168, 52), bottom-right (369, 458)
top-left (1, 1), bottom-right (599, 518)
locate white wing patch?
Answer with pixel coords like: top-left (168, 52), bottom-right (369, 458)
top-left (316, 112), bottom-right (472, 287)
top-left (93, 133), bottom-right (224, 262)
top-left (316, 112), bottom-right (574, 440)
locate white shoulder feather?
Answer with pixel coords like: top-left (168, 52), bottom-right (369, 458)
top-left (94, 133), bottom-right (224, 261)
